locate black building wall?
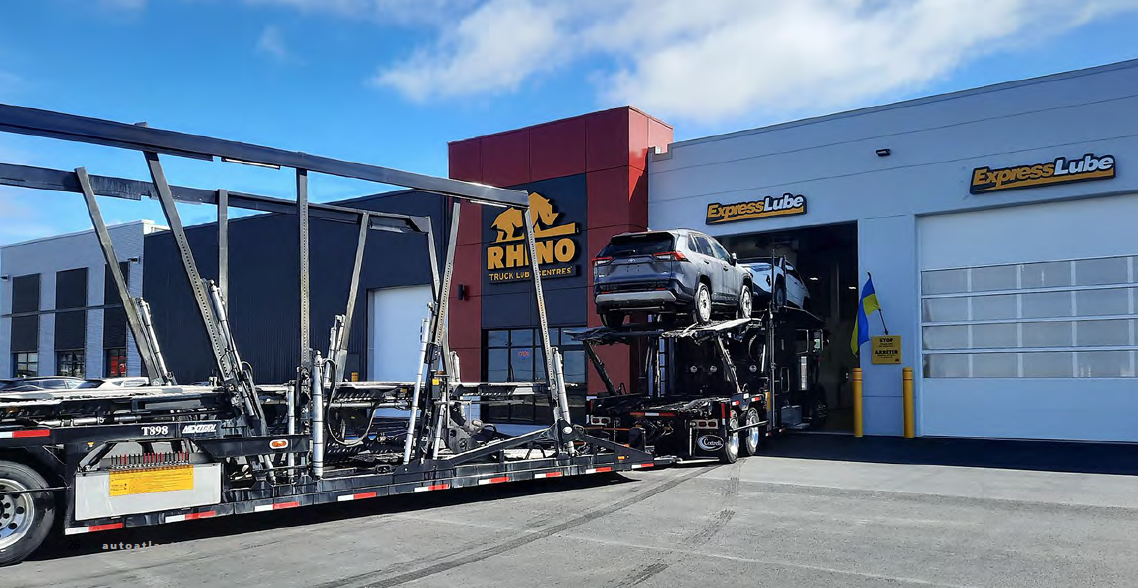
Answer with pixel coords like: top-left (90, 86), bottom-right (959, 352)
top-left (143, 190), bottom-right (448, 384)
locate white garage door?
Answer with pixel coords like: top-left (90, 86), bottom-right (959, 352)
top-left (367, 285), bottom-right (433, 382)
top-left (918, 193), bottom-right (1138, 441)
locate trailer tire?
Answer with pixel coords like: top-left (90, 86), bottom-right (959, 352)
top-left (739, 407), bottom-right (762, 457)
top-left (0, 461), bottom-right (55, 567)
top-left (718, 413), bottom-right (740, 464)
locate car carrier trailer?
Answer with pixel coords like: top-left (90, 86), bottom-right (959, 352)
top-left (0, 104), bottom-right (663, 566)
top-left (576, 299), bottom-right (830, 464)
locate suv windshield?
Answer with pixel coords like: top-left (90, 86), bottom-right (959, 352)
top-left (598, 233), bottom-right (675, 258)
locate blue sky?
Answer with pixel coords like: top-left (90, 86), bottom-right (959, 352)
top-left (1, 0), bottom-right (1137, 246)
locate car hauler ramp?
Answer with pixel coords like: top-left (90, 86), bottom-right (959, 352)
top-left (0, 103), bottom-right (661, 566)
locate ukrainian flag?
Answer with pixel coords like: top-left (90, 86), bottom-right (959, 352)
top-left (850, 275), bottom-right (882, 355)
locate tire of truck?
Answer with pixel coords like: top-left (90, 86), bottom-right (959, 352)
top-left (718, 412), bottom-right (740, 464)
top-left (739, 407), bottom-right (762, 457)
top-left (0, 460), bottom-right (56, 567)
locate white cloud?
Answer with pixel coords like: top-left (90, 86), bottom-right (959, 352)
top-left (357, 0), bottom-right (1138, 124)
top-left (255, 24), bottom-right (293, 62)
top-left (372, 0), bottom-right (568, 101)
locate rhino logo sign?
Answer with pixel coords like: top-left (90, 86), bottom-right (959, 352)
top-left (487, 192), bottom-right (580, 282)
top-left (490, 192), bottom-right (575, 243)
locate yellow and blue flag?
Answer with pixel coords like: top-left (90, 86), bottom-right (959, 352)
top-left (851, 274), bottom-right (882, 355)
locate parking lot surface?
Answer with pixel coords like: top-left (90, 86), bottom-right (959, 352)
top-left (10, 435), bottom-right (1138, 588)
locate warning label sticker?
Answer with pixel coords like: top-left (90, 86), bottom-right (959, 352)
top-left (109, 466), bottom-right (195, 496)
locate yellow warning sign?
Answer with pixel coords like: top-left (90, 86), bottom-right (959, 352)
top-left (109, 466), bottom-right (194, 496)
top-left (871, 336), bottom-right (902, 365)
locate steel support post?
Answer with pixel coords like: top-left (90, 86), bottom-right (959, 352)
top-left (521, 208), bottom-right (561, 424)
top-left (297, 169), bottom-right (311, 371)
top-left (218, 188), bottom-right (229, 314)
top-left (74, 167), bottom-right (167, 384)
top-left (402, 317), bottom-right (431, 464)
top-left (427, 202), bottom-right (461, 377)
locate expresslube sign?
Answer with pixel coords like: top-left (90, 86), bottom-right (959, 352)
top-left (705, 192), bottom-right (807, 225)
top-left (970, 152), bottom-right (1116, 194)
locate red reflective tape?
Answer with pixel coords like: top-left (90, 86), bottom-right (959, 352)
top-left (428, 483), bottom-right (450, 491)
top-left (489, 476), bottom-right (509, 484)
top-left (630, 412), bottom-right (645, 417)
top-left (355, 492), bottom-right (377, 500)
top-left (89, 523), bottom-right (124, 532)
top-left (595, 466), bottom-right (613, 473)
top-left (13, 429), bottom-right (50, 438)
top-left (275, 501), bottom-right (300, 510)
top-left (188, 511), bottom-right (216, 520)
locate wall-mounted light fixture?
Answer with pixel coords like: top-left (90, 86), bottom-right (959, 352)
top-left (458, 284), bottom-right (468, 300)
top-left (0, 275), bottom-right (8, 281)
top-left (128, 257), bottom-right (140, 263)
top-left (876, 148), bottom-right (891, 157)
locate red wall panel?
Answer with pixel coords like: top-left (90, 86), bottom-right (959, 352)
top-left (586, 167), bottom-right (634, 231)
top-left (585, 108), bottom-right (629, 173)
top-left (627, 108), bottom-right (649, 172)
top-left (530, 118), bottom-right (586, 182)
top-left (448, 139), bottom-right (482, 183)
top-left (457, 198), bottom-right (484, 247)
top-left (481, 130), bottom-right (530, 188)
top-left (648, 118), bottom-right (674, 154)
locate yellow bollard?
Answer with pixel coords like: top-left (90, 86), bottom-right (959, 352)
top-left (852, 368), bottom-right (863, 438)
top-left (902, 367), bottom-right (914, 438)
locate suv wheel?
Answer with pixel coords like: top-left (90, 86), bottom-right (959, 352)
top-left (692, 282), bottom-right (712, 324)
top-left (737, 284), bottom-right (753, 319)
top-left (773, 281), bottom-right (787, 310)
top-left (600, 311), bottom-right (624, 329)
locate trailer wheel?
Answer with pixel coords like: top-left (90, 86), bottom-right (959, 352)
top-left (739, 407), bottom-right (762, 457)
top-left (718, 413), bottom-right (740, 464)
top-left (0, 461), bottom-right (55, 567)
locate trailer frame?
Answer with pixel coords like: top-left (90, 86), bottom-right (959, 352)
top-left (0, 103), bottom-right (662, 566)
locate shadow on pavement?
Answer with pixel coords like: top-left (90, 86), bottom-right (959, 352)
top-left (28, 472), bottom-right (636, 563)
top-left (762, 433), bottom-right (1138, 476)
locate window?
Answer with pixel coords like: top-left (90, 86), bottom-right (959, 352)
top-left (708, 239), bottom-right (733, 263)
top-left (921, 255), bottom-right (1137, 378)
top-left (57, 351), bottom-right (85, 378)
top-left (105, 348), bottom-right (127, 377)
top-left (12, 352), bottom-right (38, 378)
top-left (693, 235), bottom-right (715, 258)
top-left (484, 327), bottom-right (588, 424)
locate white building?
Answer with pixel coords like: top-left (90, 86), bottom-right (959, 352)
top-left (0, 220), bottom-right (166, 380)
top-left (648, 59), bottom-right (1138, 442)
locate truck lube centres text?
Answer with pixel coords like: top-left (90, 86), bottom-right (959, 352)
top-left (970, 153), bottom-right (1116, 194)
top-left (705, 193), bottom-right (807, 225)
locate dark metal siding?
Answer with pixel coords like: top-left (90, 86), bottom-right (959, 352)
top-left (11, 274), bottom-right (40, 313)
top-left (54, 310), bottom-right (86, 350)
top-left (143, 190), bottom-right (448, 384)
top-left (55, 268), bottom-right (88, 309)
top-left (10, 315), bottom-right (37, 352)
top-left (103, 261), bottom-right (130, 305)
top-left (103, 307), bottom-right (127, 348)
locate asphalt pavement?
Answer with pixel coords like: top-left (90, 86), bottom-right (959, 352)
top-left (8, 434), bottom-right (1138, 588)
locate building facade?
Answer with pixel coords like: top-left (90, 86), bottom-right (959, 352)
top-left (646, 59), bottom-right (1138, 441)
top-left (0, 220), bottom-right (164, 380)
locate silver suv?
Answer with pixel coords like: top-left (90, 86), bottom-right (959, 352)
top-left (593, 229), bottom-right (753, 327)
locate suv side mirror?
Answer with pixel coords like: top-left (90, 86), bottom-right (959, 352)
top-left (730, 252), bottom-right (738, 266)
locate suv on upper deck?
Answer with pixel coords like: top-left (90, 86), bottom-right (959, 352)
top-left (592, 229), bottom-right (753, 328)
